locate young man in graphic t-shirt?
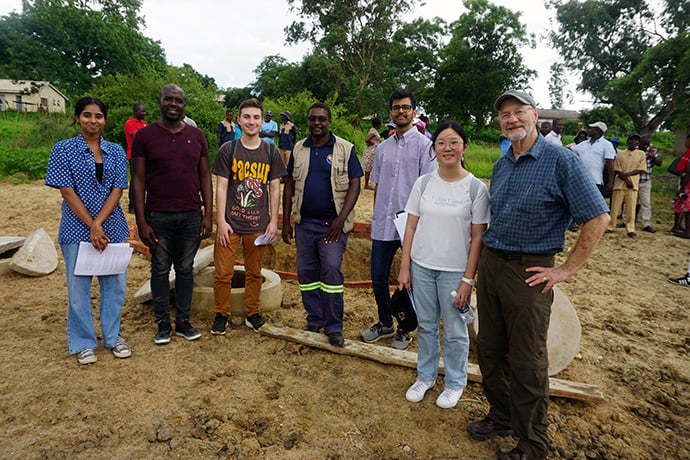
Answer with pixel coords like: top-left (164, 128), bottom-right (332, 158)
top-left (210, 98), bottom-right (287, 335)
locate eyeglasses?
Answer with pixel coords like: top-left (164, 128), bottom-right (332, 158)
top-left (498, 108), bottom-right (533, 121)
top-left (307, 115), bottom-right (329, 122)
top-left (390, 104), bottom-right (413, 112)
top-left (435, 140), bottom-right (465, 150)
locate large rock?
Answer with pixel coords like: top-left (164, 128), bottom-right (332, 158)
top-left (0, 236), bottom-right (27, 275)
top-left (0, 236), bottom-right (26, 254)
top-left (471, 285), bottom-right (582, 376)
top-left (133, 245), bottom-right (214, 303)
top-left (8, 228), bottom-right (58, 276)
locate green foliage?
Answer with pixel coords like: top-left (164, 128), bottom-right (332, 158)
top-left (578, 106), bottom-right (635, 137)
top-left (0, 0), bottom-right (167, 96)
top-left (284, 0), bottom-right (415, 123)
top-left (0, 147), bottom-right (52, 181)
top-left (92, 65), bottom-right (225, 150)
top-left (426, 0), bottom-right (535, 132)
top-left (548, 0), bottom-right (687, 132)
top-left (261, 91), bottom-right (366, 155)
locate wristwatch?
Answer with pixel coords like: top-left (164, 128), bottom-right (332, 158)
top-left (461, 277), bottom-right (476, 286)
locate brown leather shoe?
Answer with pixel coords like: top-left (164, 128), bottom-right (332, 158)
top-left (467, 417), bottom-right (513, 439)
top-left (497, 447), bottom-right (528, 459)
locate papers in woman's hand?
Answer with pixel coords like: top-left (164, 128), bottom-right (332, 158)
top-left (74, 242), bottom-right (133, 276)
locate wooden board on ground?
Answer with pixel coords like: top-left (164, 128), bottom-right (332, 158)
top-left (260, 325), bottom-right (605, 403)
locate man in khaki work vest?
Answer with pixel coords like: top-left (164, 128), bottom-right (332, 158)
top-left (281, 102), bottom-right (363, 347)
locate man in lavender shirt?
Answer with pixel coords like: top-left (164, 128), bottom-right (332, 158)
top-left (361, 89), bottom-right (436, 350)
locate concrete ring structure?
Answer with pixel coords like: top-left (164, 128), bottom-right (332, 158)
top-left (192, 265), bottom-right (282, 325)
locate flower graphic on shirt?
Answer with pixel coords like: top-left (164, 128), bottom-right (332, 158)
top-left (235, 177), bottom-right (263, 208)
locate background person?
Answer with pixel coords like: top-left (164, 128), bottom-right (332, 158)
top-left (278, 110), bottom-right (297, 169)
top-left (260, 110), bottom-right (278, 144)
top-left (361, 117), bottom-right (382, 190)
top-left (45, 96), bottom-right (132, 365)
top-left (571, 121), bottom-right (616, 198)
top-left (123, 103), bottom-right (147, 212)
top-left (398, 121), bottom-right (489, 409)
top-left (543, 119), bottom-right (564, 146)
top-left (217, 109), bottom-right (236, 147)
top-left (609, 134), bottom-right (646, 237)
top-left (671, 135), bottom-right (690, 239)
top-left (637, 134), bottom-right (663, 233)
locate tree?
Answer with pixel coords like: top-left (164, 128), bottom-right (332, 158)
top-left (548, 63), bottom-right (573, 109)
top-left (426, 0), bottom-right (535, 132)
top-left (388, 17), bottom-right (446, 113)
top-left (93, 65), bottom-right (223, 150)
top-left (547, 0), bottom-right (688, 133)
top-left (0, 0), bottom-right (166, 95)
top-left (285, 0), bottom-right (415, 123)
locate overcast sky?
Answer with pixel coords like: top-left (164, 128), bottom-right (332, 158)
top-left (0, 0), bottom-right (589, 110)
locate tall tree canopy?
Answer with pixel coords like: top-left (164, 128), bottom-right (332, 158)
top-left (547, 0), bottom-right (689, 132)
top-left (285, 0), bottom-right (414, 122)
top-left (426, 0), bottom-right (535, 131)
top-left (0, 0), bottom-right (167, 95)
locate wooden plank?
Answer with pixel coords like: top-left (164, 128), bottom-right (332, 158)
top-left (260, 325), bottom-right (605, 403)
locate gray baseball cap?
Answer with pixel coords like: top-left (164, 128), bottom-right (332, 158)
top-left (494, 90), bottom-right (537, 111)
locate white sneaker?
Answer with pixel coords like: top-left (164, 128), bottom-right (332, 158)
top-left (405, 380), bottom-right (435, 403)
top-left (76, 349), bottom-right (97, 365)
top-left (436, 387), bottom-right (463, 409)
top-left (111, 336), bottom-right (132, 359)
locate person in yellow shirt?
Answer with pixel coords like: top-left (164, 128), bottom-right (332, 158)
top-left (609, 134), bottom-right (647, 237)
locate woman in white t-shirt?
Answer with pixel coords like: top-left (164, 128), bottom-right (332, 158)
top-left (398, 120), bottom-right (490, 409)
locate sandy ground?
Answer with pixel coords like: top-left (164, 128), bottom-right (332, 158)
top-left (0, 180), bottom-right (689, 459)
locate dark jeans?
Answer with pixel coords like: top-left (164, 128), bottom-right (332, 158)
top-left (146, 209), bottom-right (202, 323)
top-left (370, 239), bottom-right (401, 328)
top-left (476, 248), bottom-right (555, 460)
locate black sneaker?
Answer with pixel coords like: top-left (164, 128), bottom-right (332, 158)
top-left (361, 322), bottom-right (395, 343)
top-left (391, 329), bottom-right (413, 350)
top-left (154, 320), bottom-right (172, 345)
top-left (668, 273), bottom-right (690, 287)
top-left (211, 313), bottom-right (228, 336)
top-left (328, 332), bottom-right (345, 347)
top-left (175, 320), bottom-right (201, 341)
top-left (245, 314), bottom-right (265, 332)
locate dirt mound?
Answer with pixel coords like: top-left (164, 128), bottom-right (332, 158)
top-left (0, 182), bottom-right (688, 459)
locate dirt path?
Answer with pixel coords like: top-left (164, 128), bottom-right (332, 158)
top-left (0, 181), bottom-right (688, 459)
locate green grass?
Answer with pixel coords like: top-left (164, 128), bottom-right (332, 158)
top-left (0, 112), bottom-right (681, 230)
top-left (464, 142), bottom-right (500, 179)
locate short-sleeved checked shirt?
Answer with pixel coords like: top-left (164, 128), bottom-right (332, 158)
top-left (482, 136), bottom-right (609, 254)
top-left (45, 134), bottom-right (130, 244)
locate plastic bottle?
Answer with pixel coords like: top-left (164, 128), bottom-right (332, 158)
top-left (450, 290), bottom-right (474, 324)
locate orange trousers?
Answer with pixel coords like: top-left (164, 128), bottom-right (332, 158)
top-left (213, 232), bottom-right (264, 317)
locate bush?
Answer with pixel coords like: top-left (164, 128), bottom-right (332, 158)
top-left (0, 147), bottom-right (52, 180)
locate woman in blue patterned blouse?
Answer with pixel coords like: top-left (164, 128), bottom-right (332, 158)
top-left (45, 97), bottom-right (132, 365)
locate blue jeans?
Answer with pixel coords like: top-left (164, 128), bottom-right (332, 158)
top-left (371, 239), bottom-right (401, 328)
top-left (146, 209), bottom-right (202, 323)
top-left (411, 261), bottom-right (469, 389)
top-left (61, 244), bottom-right (127, 354)
top-left (295, 218), bottom-right (348, 334)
